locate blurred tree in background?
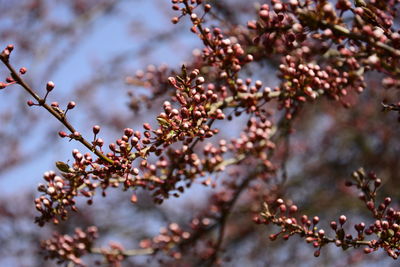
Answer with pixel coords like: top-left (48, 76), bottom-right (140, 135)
top-left (0, 0), bottom-right (400, 266)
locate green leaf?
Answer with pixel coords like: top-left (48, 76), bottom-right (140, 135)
top-left (157, 117), bottom-right (170, 127)
top-left (387, 229), bottom-right (395, 237)
top-left (55, 161), bottom-right (71, 173)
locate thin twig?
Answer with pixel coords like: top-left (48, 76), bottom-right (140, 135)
top-left (90, 247), bottom-right (154, 257)
top-left (0, 56), bottom-right (114, 164)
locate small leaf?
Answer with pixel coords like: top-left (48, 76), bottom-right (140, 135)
top-left (387, 229), bottom-right (395, 237)
top-left (166, 130), bottom-right (175, 140)
top-left (157, 117), bottom-right (170, 127)
top-left (56, 161), bottom-right (71, 173)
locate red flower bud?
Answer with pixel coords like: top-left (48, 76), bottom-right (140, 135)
top-left (67, 101), bottom-right (76, 109)
top-left (46, 81), bottom-right (55, 91)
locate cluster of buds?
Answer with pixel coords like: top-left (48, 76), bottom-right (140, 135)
top-left (170, 0), bottom-right (210, 26)
top-left (140, 222), bottom-right (191, 260)
top-left (36, 61), bottom-right (285, 222)
top-left (230, 117), bottom-right (275, 169)
top-left (34, 146), bottom-right (115, 226)
top-left (38, 64), bottom-right (262, 223)
top-left (201, 140), bottom-right (229, 173)
top-left (35, 170), bottom-right (78, 226)
top-left (137, 102), bottom-right (277, 202)
top-left (35, 125), bottom-right (160, 225)
top-left (249, 0), bottom-right (400, 90)
top-left (351, 1), bottom-right (394, 33)
top-left (248, 3), bottom-right (302, 54)
top-left (172, 1), bottom-right (253, 88)
top-left (257, 169), bottom-right (400, 259)
top-left (39, 119), bottom-right (189, 224)
top-left (347, 168), bottom-right (387, 213)
top-left (219, 78), bottom-right (280, 118)
top-left (140, 212), bottom-right (233, 262)
top-left (41, 226), bottom-right (98, 266)
top-left (301, 1), bottom-right (400, 75)
top-left (43, 229), bottom-right (152, 266)
top-left (258, 199), bottom-right (357, 258)
top-left (97, 242), bottom-right (126, 267)
top-left (200, 28), bottom-right (254, 78)
top-left (154, 66), bottom-right (222, 146)
top-left (135, 137), bottom-right (226, 203)
top-left (277, 52), bottom-right (365, 117)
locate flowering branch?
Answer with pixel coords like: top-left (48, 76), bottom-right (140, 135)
top-left (0, 46), bottom-right (114, 165)
top-left (258, 168), bottom-right (400, 259)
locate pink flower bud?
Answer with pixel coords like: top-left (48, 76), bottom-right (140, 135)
top-left (46, 81), bottom-right (55, 91)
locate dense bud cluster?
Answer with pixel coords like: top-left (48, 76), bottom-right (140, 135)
top-left (41, 226), bottom-right (98, 266)
top-left (277, 53), bottom-right (365, 117)
top-left (140, 222), bottom-right (191, 259)
top-left (260, 169), bottom-right (400, 259)
top-left (249, 3), bottom-right (302, 53)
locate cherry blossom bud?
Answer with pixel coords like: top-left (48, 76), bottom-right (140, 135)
top-left (171, 17), bottom-right (179, 24)
top-left (93, 125), bottom-right (100, 134)
top-left (67, 101), bottom-right (76, 109)
top-left (58, 131), bottom-right (68, 138)
top-left (46, 81), bottom-right (55, 91)
top-left (259, 10), bottom-right (269, 20)
top-left (19, 67), bottom-right (27, 74)
top-left (339, 215), bottom-right (347, 225)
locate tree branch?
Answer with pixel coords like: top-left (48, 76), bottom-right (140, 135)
top-left (0, 54), bottom-right (114, 164)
